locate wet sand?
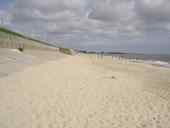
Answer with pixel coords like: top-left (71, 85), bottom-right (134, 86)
top-left (0, 52), bottom-right (170, 128)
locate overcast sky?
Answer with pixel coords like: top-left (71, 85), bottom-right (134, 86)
top-left (0, 0), bottom-right (170, 54)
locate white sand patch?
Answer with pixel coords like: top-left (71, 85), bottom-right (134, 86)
top-left (10, 49), bottom-right (22, 53)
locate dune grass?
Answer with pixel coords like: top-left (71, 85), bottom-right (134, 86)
top-left (0, 27), bottom-right (55, 47)
top-left (59, 47), bottom-right (73, 55)
top-left (0, 27), bottom-right (57, 50)
top-left (0, 27), bottom-right (75, 54)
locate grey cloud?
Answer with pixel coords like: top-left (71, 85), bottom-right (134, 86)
top-left (134, 0), bottom-right (170, 33)
top-left (1, 0), bottom-right (170, 53)
top-left (135, 0), bottom-right (170, 22)
top-left (0, 10), bottom-right (11, 26)
top-left (88, 0), bottom-right (135, 22)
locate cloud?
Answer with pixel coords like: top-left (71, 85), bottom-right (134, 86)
top-left (0, 9), bottom-right (11, 25)
top-left (88, 0), bottom-right (135, 22)
top-left (10, 0), bottom-right (138, 36)
top-left (134, 0), bottom-right (170, 32)
top-left (135, 0), bottom-right (170, 22)
top-left (0, 0), bottom-right (170, 53)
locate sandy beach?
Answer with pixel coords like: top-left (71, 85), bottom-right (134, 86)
top-left (0, 51), bottom-right (170, 128)
top-left (0, 48), bottom-right (66, 78)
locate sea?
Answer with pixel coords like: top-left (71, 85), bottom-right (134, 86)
top-left (106, 53), bottom-right (170, 68)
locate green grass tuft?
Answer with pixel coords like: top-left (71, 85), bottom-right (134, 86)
top-left (59, 47), bottom-right (73, 55)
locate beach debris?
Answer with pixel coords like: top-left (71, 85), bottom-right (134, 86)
top-left (18, 47), bottom-right (24, 52)
top-left (0, 72), bottom-right (8, 77)
top-left (103, 75), bottom-right (116, 79)
top-left (111, 76), bottom-right (116, 79)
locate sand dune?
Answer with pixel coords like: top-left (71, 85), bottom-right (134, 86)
top-left (0, 53), bottom-right (170, 128)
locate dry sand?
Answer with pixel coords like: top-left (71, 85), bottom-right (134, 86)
top-left (0, 48), bottom-right (65, 77)
top-left (0, 52), bottom-right (170, 128)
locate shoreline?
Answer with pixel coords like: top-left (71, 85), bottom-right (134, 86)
top-left (83, 52), bottom-right (170, 69)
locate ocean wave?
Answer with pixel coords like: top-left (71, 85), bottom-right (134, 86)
top-left (144, 60), bottom-right (170, 68)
